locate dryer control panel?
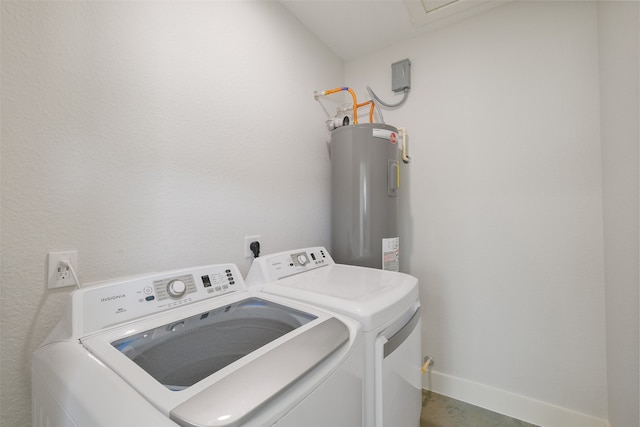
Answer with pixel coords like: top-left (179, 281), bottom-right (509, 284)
top-left (72, 263), bottom-right (243, 336)
top-left (246, 246), bottom-right (334, 283)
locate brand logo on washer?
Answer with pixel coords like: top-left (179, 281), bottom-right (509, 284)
top-left (101, 294), bottom-right (126, 303)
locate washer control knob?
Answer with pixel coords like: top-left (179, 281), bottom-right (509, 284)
top-left (297, 254), bottom-right (309, 265)
top-left (167, 280), bottom-right (187, 298)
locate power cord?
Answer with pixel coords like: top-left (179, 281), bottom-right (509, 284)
top-left (60, 259), bottom-right (82, 288)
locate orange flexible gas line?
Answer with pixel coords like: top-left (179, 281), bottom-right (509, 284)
top-left (320, 87), bottom-right (359, 124)
top-left (356, 100), bottom-right (375, 123)
top-left (345, 88), bottom-right (358, 124)
top-left (323, 87), bottom-right (343, 96)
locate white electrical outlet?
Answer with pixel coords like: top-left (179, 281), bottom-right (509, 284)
top-left (47, 250), bottom-right (78, 289)
top-left (244, 235), bottom-right (261, 258)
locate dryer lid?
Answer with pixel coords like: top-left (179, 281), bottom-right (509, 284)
top-left (256, 263), bottom-right (419, 331)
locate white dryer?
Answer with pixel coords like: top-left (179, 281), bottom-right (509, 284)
top-left (32, 263), bottom-right (363, 427)
top-left (246, 247), bottom-right (422, 427)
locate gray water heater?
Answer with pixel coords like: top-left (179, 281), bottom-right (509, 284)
top-left (330, 123), bottom-right (400, 271)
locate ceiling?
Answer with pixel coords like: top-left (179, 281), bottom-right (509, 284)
top-left (280, 0), bottom-right (509, 60)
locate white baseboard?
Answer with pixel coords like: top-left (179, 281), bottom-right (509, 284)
top-left (423, 370), bottom-right (610, 427)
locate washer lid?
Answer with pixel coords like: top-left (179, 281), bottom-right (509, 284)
top-left (259, 264), bottom-right (419, 331)
top-left (169, 316), bottom-right (348, 427)
top-left (110, 297), bottom-right (318, 391)
top-left (81, 291), bottom-right (358, 427)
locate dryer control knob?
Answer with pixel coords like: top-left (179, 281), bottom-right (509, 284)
top-left (167, 280), bottom-right (187, 298)
top-left (297, 254), bottom-right (309, 265)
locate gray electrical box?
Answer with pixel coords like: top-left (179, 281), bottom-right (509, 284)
top-left (391, 59), bottom-right (411, 93)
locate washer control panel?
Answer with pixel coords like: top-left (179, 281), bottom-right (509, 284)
top-left (153, 275), bottom-right (195, 300)
top-left (77, 264), bottom-right (242, 335)
top-left (246, 246), bottom-right (335, 283)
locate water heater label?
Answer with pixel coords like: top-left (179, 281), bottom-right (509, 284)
top-left (373, 128), bottom-right (397, 144)
top-left (382, 237), bottom-right (400, 272)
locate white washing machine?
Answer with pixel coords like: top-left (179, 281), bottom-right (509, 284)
top-left (246, 247), bottom-right (422, 427)
top-left (32, 262), bottom-right (364, 427)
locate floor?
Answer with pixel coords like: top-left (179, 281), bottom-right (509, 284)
top-left (420, 390), bottom-right (540, 427)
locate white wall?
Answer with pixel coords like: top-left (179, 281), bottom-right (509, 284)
top-left (347, 1), bottom-right (609, 426)
top-left (598, 2), bottom-right (640, 427)
top-left (0, 2), bottom-right (342, 425)
top-left (3, 2), bottom-right (638, 426)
